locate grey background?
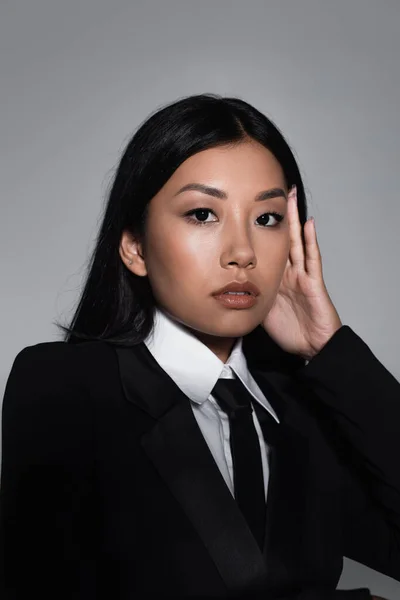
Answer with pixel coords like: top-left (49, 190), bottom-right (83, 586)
top-left (1, 1), bottom-right (399, 597)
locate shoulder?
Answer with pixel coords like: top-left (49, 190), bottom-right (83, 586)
top-left (2, 341), bottom-right (126, 459)
top-left (4, 340), bottom-right (120, 411)
top-left (2, 341), bottom-right (119, 470)
top-left (13, 338), bottom-right (115, 364)
top-left (11, 339), bottom-right (116, 380)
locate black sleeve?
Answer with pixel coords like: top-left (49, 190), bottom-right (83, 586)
top-left (294, 325), bottom-right (400, 583)
top-left (0, 344), bottom-right (98, 600)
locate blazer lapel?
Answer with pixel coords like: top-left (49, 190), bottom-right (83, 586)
top-left (251, 368), bottom-right (311, 592)
top-left (115, 342), bottom-right (268, 594)
top-left (115, 341), bottom-right (312, 594)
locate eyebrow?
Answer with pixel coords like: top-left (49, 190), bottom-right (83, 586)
top-left (173, 183), bottom-right (287, 201)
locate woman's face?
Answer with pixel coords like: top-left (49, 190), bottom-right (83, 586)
top-left (121, 139), bottom-right (291, 356)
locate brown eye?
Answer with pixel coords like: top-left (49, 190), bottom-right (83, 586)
top-left (256, 212), bottom-right (284, 227)
top-left (184, 208), bottom-right (217, 226)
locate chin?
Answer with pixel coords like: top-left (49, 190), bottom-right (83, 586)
top-left (194, 315), bottom-right (261, 339)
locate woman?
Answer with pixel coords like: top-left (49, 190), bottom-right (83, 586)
top-left (0, 94), bottom-right (396, 600)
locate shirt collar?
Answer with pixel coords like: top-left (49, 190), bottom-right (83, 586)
top-left (143, 306), bottom-right (279, 422)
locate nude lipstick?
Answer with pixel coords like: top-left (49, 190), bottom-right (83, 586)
top-left (212, 281), bottom-right (260, 309)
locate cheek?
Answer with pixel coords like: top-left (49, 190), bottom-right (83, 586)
top-left (144, 223), bottom-right (213, 285)
top-left (259, 237), bottom-right (289, 284)
top-left (274, 230), bottom-right (291, 267)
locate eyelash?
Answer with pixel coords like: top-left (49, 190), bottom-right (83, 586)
top-left (183, 208), bottom-right (285, 228)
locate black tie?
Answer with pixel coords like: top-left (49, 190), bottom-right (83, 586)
top-left (211, 375), bottom-right (266, 549)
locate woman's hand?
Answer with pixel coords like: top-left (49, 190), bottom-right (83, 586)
top-left (261, 185), bottom-right (343, 361)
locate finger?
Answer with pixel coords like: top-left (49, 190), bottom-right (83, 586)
top-left (304, 217), bottom-right (323, 279)
top-left (287, 186), bottom-right (305, 271)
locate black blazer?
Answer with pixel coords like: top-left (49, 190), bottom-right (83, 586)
top-left (1, 325), bottom-right (399, 599)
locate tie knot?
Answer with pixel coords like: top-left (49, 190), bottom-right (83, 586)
top-left (211, 377), bottom-right (253, 420)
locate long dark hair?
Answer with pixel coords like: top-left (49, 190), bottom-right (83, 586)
top-left (58, 93), bottom-right (308, 368)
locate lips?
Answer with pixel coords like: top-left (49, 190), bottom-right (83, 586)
top-left (212, 281), bottom-right (260, 297)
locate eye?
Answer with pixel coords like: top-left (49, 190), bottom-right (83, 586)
top-left (183, 208), bottom-right (218, 225)
top-left (183, 208), bottom-right (284, 227)
top-left (256, 212), bottom-right (284, 227)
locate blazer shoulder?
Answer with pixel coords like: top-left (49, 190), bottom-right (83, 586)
top-left (6, 339), bottom-right (118, 400)
top-left (16, 337), bottom-right (115, 362)
top-left (14, 338), bottom-right (114, 363)
top-left (1, 341), bottom-right (118, 473)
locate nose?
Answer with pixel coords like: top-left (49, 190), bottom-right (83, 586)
top-left (220, 226), bottom-right (257, 270)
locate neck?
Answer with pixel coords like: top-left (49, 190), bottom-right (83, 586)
top-left (156, 307), bottom-right (238, 363)
top-left (189, 331), bottom-right (237, 363)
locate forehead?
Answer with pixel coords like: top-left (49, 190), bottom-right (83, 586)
top-left (166, 141), bottom-right (286, 188)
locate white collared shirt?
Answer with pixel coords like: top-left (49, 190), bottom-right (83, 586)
top-left (143, 307), bottom-right (280, 501)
